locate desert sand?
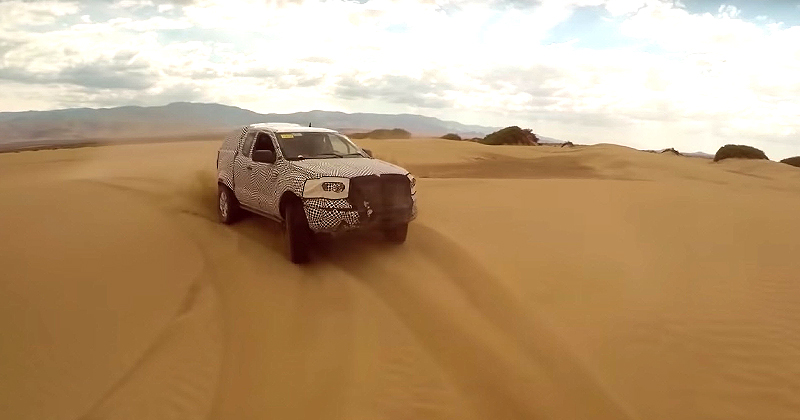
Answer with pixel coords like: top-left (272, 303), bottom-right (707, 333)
top-left (2, 138), bottom-right (800, 420)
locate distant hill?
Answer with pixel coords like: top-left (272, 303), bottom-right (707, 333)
top-left (537, 136), bottom-right (568, 145)
top-left (683, 151), bottom-right (714, 159)
top-left (641, 148), bottom-right (715, 159)
top-left (349, 128), bottom-right (412, 140)
top-left (0, 102), bottom-right (499, 145)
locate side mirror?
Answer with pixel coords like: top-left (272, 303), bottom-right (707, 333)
top-left (363, 148), bottom-right (373, 158)
top-left (252, 150), bottom-right (276, 164)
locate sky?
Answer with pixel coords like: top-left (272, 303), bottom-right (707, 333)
top-left (0, 0), bottom-right (799, 158)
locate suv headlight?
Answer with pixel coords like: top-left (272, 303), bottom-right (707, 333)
top-left (303, 177), bottom-right (350, 199)
top-left (407, 173), bottom-right (416, 195)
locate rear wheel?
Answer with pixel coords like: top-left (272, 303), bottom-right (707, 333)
top-left (218, 184), bottom-right (240, 224)
top-left (284, 200), bottom-right (312, 264)
top-left (383, 223), bottom-right (408, 244)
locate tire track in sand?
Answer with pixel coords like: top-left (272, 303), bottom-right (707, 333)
top-left (73, 178), bottom-right (224, 420)
top-left (83, 172), bottom-right (634, 419)
top-left (319, 224), bottom-right (637, 420)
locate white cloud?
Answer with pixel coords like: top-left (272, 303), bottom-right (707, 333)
top-left (0, 0), bottom-right (798, 158)
top-left (112, 0), bottom-right (155, 10)
top-left (0, 1), bottom-right (79, 27)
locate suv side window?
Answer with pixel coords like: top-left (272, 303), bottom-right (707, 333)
top-left (254, 132), bottom-right (276, 154)
top-left (241, 131), bottom-right (256, 157)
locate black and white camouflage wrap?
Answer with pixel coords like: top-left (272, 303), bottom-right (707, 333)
top-left (217, 124), bottom-right (417, 233)
top-left (217, 127), bottom-right (247, 191)
top-left (291, 158), bottom-right (408, 178)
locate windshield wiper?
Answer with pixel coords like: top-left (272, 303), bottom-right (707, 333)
top-left (309, 152), bottom-right (346, 158)
top-left (300, 152), bottom-right (367, 159)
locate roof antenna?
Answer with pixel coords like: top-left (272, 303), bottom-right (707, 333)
top-left (308, 122), bottom-right (312, 127)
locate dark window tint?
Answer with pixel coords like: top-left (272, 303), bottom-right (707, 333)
top-left (254, 132), bottom-right (276, 154)
top-left (242, 131), bottom-right (256, 157)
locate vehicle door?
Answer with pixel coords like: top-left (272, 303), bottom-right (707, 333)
top-left (250, 132), bottom-right (281, 216)
top-left (233, 129), bottom-right (258, 208)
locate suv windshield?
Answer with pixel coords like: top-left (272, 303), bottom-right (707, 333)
top-left (277, 132), bottom-right (366, 160)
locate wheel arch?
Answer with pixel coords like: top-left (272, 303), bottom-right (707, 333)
top-left (279, 191), bottom-right (303, 219)
top-left (218, 178), bottom-right (234, 192)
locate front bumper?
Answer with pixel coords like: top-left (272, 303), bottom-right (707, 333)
top-left (303, 196), bottom-right (417, 233)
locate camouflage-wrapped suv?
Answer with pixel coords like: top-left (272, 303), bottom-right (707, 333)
top-left (217, 123), bottom-right (417, 263)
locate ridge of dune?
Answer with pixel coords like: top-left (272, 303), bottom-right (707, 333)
top-left (2, 137), bottom-right (800, 420)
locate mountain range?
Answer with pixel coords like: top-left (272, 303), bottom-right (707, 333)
top-left (0, 102), bottom-right (500, 146)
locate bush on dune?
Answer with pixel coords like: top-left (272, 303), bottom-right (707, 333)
top-left (713, 144), bottom-right (769, 162)
top-left (441, 133), bottom-right (462, 141)
top-left (480, 126), bottom-right (539, 145)
top-left (349, 128), bottom-right (412, 140)
top-left (780, 156), bottom-right (800, 168)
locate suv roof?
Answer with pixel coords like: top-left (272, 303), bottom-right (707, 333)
top-left (249, 123), bottom-right (337, 134)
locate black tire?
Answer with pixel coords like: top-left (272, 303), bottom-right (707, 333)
top-left (218, 184), bottom-right (240, 224)
top-left (383, 223), bottom-right (408, 244)
top-left (284, 200), bottom-right (312, 264)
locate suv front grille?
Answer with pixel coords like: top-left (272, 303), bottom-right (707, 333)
top-left (348, 174), bottom-right (413, 222)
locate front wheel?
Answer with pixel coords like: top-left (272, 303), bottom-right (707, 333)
top-left (218, 185), bottom-right (240, 224)
top-left (383, 223), bottom-right (408, 244)
top-left (284, 201), bottom-right (312, 264)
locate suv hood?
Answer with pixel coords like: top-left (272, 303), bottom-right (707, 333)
top-left (290, 158), bottom-right (408, 178)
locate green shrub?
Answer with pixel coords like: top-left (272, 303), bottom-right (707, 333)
top-left (480, 126), bottom-right (538, 145)
top-left (441, 133), bottom-right (462, 141)
top-left (713, 144), bottom-right (769, 162)
top-left (349, 128), bottom-right (411, 140)
top-left (780, 156), bottom-right (800, 167)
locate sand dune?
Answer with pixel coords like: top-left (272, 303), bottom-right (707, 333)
top-left (2, 138), bottom-right (800, 420)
